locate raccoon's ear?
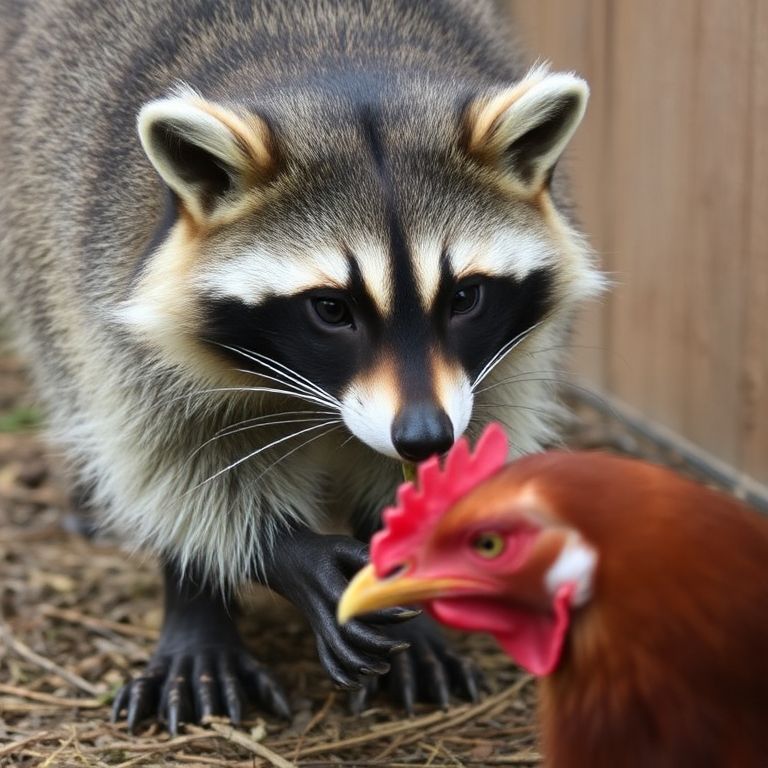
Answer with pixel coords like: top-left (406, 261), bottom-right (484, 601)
top-left (137, 96), bottom-right (276, 222)
top-left (464, 68), bottom-right (588, 195)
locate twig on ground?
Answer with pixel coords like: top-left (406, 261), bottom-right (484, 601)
top-left (0, 623), bottom-right (103, 696)
top-left (39, 605), bottom-right (160, 641)
top-left (209, 722), bottom-right (297, 768)
top-left (295, 707), bottom-right (449, 758)
top-left (292, 691), bottom-right (336, 762)
top-left (174, 754), bottom-right (255, 767)
top-left (0, 683), bottom-right (103, 709)
top-left (113, 753), bottom-right (163, 768)
top-left (373, 732), bottom-right (406, 760)
top-left (298, 759), bottom-right (542, 767)
top-left (80, 733), bottom-right (220, 754)
top-left (417, 677), bottom-right (534, 740)
top-left (36, 729), bottom-right (76, 768)
top-left (0, 731), bottom-right (53, 758)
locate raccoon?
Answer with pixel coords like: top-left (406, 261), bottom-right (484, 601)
top-left (0, 0), bottom-right (602, 732)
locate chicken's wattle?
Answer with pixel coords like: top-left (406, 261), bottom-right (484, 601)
top-left (427, 582), bottom-right (575, 675)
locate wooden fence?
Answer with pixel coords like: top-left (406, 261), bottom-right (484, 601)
top-left (504, 0), bottom-right (768, 494)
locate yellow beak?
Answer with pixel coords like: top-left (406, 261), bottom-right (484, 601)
top-left (337, 564), bottom-right (478, 624)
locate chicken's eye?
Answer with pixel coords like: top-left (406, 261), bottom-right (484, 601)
top-left (471, 532), bottom-right (505, 559)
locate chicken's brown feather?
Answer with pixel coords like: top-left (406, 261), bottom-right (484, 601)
top-left (509, 453), bottom-right (768, 768)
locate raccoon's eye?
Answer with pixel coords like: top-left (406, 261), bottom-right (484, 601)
top-left (451, 284), bottom-right (482, 316)
top-left (312, 297), bottom-right (353, 327)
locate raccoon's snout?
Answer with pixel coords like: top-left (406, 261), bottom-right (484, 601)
top-left (391, 402), bottom-right (454, 462)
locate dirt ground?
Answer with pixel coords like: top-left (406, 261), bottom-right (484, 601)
top-left (0, 350), bottom-right (718, 767)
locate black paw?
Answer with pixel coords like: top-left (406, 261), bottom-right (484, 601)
top-left (260, 531), bottom-right (419, 690)
top-left (112, 645), bottom-right (290, 734)
top-left (112, 561), bottom-right (291, 734)
top-left (347, 614), bottom-right (484, 715)
top-left (315, 604), bottom-right (420, 690)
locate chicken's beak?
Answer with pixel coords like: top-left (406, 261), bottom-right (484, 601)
top-left (337, 564), bottom-right (476, 624)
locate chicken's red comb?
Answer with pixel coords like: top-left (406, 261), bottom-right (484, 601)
top-left (371, 423), bottom-right (509, 576)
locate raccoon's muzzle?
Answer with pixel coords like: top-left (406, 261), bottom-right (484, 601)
top-left (391, 401), bottom-right (454, 462)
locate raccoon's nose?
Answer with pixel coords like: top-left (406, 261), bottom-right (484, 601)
top-left (391, 403), bottom-right (454, 462)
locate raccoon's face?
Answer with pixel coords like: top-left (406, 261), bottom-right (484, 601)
top-left (122, 70), bottom-right (601, 461)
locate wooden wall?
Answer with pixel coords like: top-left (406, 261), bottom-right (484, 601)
top-left (504, 0), bottom-right (768, 489)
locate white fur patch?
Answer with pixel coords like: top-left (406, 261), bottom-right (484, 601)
top-left (341, 383), bottom-right (399, 458)
top-left (410, 238), bottom-right (444, 309)
top-left (410, 230), bottom-right (557, 310)
top-left (197, 238), bottom-right (393, 314)
top-left (450, 228), bottom-right (557, 283)
top-left (545, 534), bottom-right (597, 607)
top-left (349, 238), bottom-right (393, 314)
top-left (117, 300), bottom-right (165, 335)
top-left (197, 246), bottom-right (350, 304)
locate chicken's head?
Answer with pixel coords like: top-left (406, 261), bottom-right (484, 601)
top-left (338, 424), bottom-right (597, 675)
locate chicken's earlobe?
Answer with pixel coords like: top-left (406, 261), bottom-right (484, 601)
top-left (544, 534), bottom-right (597, 608)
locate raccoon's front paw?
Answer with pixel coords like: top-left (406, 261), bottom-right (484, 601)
top-left (348, 613), bottom-right (485, 715)
top-left (260, 530), bottom-right (419, 689)
top-left (112, 644), bottom-right (290, 735)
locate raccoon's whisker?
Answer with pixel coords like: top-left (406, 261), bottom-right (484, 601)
top-left (215, 343), bottom-right (342, 408)
top-left (231, 368), bottom-right (340, 410)
top-left (255, 424), bottom-right (343, 481)
top-left (205, 339), bottom-right (340, 406)
top-left (472, 323), bottom-right (541, 387)
top-left (474, 378), bottom-right (618, 418)
top-left (473, 369), bottom-right (575, 395)
top-left (241, 353), bottom-right (342, 407)
top-left (472, 402), bottom-right (555, 416)
top-left (190, 419), bottom-right (342, 491)
top-left (473, 322), bottom-right (543, 388)
top-left (120, 359), bottom-right (336, 409)
top-left (525, 342), bottom-right (610, 357)
top-left (222, 343), bottom-right (329, 393)
top-left (469, 416), bottom-right (528, 456)
top-left (231, 362), bottom-right (339, 408)
top-left (187, 416), bottom-right (338, 464)
top-left (213, 410), bottom-right (336, 437)
top-left (214, 415), bottom-right (336, 442)
top-left (471, 321), bottom-right (543, 390)
top-left (171, 386), bottom-right (339, 411)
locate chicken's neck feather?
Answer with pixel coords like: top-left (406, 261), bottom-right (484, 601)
top-left (535, 471), bottom-right (768, 768)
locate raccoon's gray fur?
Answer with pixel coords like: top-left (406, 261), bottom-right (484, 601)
top-left (0, 0), bottom-right (602, 592)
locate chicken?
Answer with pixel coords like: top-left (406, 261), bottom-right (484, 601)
top-left (338, 424), bottom-right (768, 768)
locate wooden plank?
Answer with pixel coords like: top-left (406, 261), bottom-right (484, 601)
top-left (742, 0), bottom-right (768, 483)
top-left (505, 0), bottom-right (611, 389)
top-left (603, 0), bottom-right (698, 434)
top-left (683, 0), bottom-right (752, 465)
top-left (507, 0), bottom-right (765, 484)
top-left (561, 0), bottom-right (611, 390)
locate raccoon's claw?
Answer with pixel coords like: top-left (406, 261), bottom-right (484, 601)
top-left (346, 614), bottom-right (484, 715)
top-left (258, 529), bottom-right (419, 690)
top-left (112, 647), bottom-right (290, 734)
top-left (348, 673), bottom-right (380, 715)
top-left (113, 562), bottom-right (292, 734)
